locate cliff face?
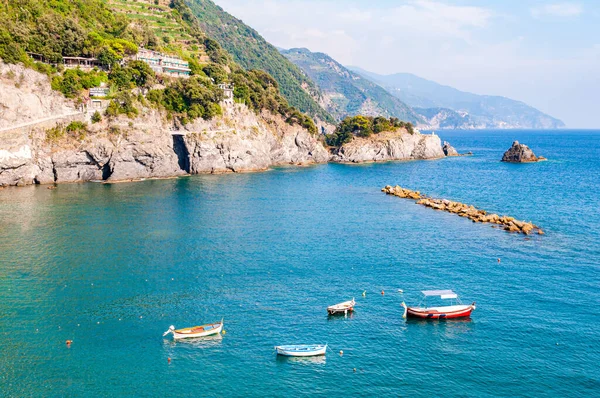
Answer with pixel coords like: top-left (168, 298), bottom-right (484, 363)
top-left (330, 129), bottom-right (444, 163)
top-left (0, 64), bottom-right (329, 187)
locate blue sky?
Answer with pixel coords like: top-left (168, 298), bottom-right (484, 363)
top-left (213, 0), bottom-right (600, 128)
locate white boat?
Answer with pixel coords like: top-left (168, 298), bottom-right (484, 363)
top-left (163, 319), bottom-right (223, 340)
top-left (327, 298), bottom-right (355, 315)
top-left (275, 344), bottom-right (327, 357)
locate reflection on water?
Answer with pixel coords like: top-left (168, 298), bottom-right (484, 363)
top-left (276, 355), bottom-right (327, 366)
top-left (327, 312), bottom-right (355, 321)
top-left (405, 317), bottom-right (474, 337)
top-left (163, 333), bottom-right (223, 348)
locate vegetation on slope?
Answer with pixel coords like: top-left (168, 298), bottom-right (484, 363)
top-left (281, 48), bottom-right (423, 124)
top-left (0, 0), bottom-right (317, 133)
top-left (325, 116), bottom-right (415, 147)
top-left (183, 0), bottom-right (333, 123)
top-left (0, 0), bottom-right (153, 65)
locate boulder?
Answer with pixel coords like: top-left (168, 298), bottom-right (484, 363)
top-left (502, 141), bottom-right (542, 163)
top-left (442, 141), bottom-right (459, 156)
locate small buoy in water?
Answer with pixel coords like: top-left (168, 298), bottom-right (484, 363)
top-left (381, 290), bottom-right (385, 295)
top-left (222, 330), bottom-right (226, 335)
top-left (556, 343), bottom-right (559, 346)
top-left (168, 357), bottom-right (171, 363)
top-left (97, 321), bottom-right (100, 324)
top-left (171, 278), bottom-right (174, 281)
top-left (353, 368), bottom-right (356, 372)
top-left (77, 324), bottom-right (80, 327)
top-left (497, 258), bottom-right (501, 263)
top-left (362, 290), bottom-right (366, 297)
top-left (140, 316), bottom-right (143, 319)
top-left (66, 340), bottom-right (72, 346)
top-left (339, 350), bottom-right (343, 356)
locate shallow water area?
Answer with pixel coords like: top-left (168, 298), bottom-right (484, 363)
top-left (0, 130), bottom-right (599, 396)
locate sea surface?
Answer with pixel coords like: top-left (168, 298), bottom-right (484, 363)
top-left (0, 130), bottom-right (599, 397)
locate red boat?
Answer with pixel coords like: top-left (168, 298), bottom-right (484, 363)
top-left (401, 290), bottom-right (476, 319)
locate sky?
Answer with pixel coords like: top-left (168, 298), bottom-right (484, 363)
top-left (212, 0), bottom-right (600, 128)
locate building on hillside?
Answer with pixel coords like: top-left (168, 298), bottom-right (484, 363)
top-left (135, 49), bottom-right (191, 78)
top-left (63, 56), bottom-right (100, 70)
top-left (218, 83), bottom-right (234, 105)
top-left (89, 82), bottom-right (110, 98)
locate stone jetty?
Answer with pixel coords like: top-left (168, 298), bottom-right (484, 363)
top-left (382, 185), bottom-right (544, 235)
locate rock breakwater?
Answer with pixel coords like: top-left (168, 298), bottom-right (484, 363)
top-left (382, 185), bottom-right (544, 235)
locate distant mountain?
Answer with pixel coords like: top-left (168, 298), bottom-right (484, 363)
top-left (348, 67), bottom-right (565, 129)
top-left (185, 0), bottom-right (333, 123)
top-left (280, 48), bottom-right (423, 124)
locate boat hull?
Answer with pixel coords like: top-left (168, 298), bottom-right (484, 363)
top-left (275, 345), bottom-right (327, 357)
top-left (405, 304), bottom-right (475, 319)
top-left (327, 299), bottom-right (355, 315)
top-left (327, 307), bottom-right (354, 315)
top-left (172, 322), bottom-right (223, 340)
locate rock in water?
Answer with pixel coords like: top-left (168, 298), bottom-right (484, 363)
top-left (502, 141), bottom-right (542, 162)
top-left (442, 141), bottom-right (459, 156)
top-left (331, 130), bottom-right (444, 163)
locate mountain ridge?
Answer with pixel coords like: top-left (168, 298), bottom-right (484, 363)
top-left (280, 47), bottom-right (423, 124)
top-left (349, 66), bottom-right (565, 129)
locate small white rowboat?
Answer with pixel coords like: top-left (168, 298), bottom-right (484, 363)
top-left (275, 344), bottom-right (327, 357)
top-left (163, 319), bottom-right (223, 340)
top-left (327, 298), bottom-right (355, 315)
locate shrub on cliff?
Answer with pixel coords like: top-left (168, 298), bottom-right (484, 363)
top-left (91, 111), bottom-right (102, 124)
top-left (325, 115), bottom-right (416, 146)
top-left (105, 92), bottom-right (139, 118)
top-left (147, 76), bottom-right (223, 122)
top-left (51, 69), bottom-right (108, 98)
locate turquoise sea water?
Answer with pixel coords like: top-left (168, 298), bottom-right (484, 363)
top-left (0, 130), bottom-right (599, 397)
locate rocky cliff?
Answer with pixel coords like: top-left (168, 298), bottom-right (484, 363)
top-left (330, 129), bottom-right (444, 163)
top-left (0, 63), bottom-right (329, 187)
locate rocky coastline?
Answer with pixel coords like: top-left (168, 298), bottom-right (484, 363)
top-left (382, 185), bottom-right (544, 235)
top-left (0, 63), bottom-right (452, 187)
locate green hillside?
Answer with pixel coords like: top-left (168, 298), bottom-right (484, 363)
top-left (281, 48), bottom-right (423, 124)
top-left (183, 0), bottom-right (333, 123)
top-left (0, 0), bottom-right (317, 133)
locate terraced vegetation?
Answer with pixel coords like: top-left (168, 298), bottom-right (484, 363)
top-left (184, 0), bottom-right (333, 123)
top-left (106, 0), bottom-right (208, 61)
top-left (0, 0), bottom-right (318, 132)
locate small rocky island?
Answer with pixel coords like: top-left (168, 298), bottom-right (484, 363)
top-left (502, 141), bottom-right (546, 162)
top-left (382, 185), bottom-right (544, 235)
top-left (326, 116), bottom-right (445, 163)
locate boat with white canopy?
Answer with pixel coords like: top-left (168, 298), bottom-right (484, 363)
top-left (401, 290), bottom-right (475, 319)
top-left (275, 344), bottom-right (327, 357)
top-left (163, 319), bottom-right (223, 340)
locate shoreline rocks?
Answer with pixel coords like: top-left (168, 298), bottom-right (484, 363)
top-left (502, 141), bottom-right (546, 163)
top-left (382, 185), bottom-right (544, 235)
top-left (442, 141), bottom-right (459, 156)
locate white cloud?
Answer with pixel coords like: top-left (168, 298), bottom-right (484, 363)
top-left (531, 3), bottom-right (583, 18)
